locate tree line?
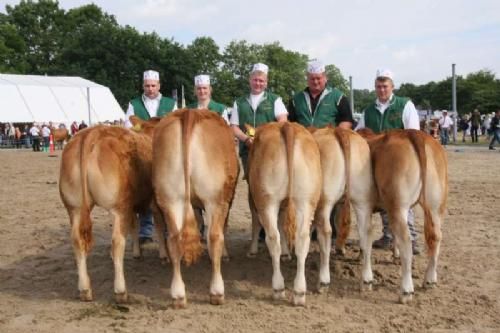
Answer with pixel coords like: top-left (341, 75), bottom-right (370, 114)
top-left (1, 0), bottom-right (499, 115)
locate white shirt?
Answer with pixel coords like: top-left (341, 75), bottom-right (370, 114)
top-left (30, 126), bottom-right (40, 137)
top-left (439, 115), bottom-right (454, 129)
top-left (41, 126), bottom-right (51, 137)
top-left (355, 94), bottom-right (420, 131)
top-left (229, 92), bottom-right (288, 126)
top-left (124, 93), bottom-right (178, 128)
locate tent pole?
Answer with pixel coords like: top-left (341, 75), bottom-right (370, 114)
top-left (87, 87), bottom-right (91, 126)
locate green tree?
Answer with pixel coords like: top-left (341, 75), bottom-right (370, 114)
top-left (325, 64), bottom-right (348, 94)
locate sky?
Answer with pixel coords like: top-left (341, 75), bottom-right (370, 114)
top-left (1, 0), bottom-right (499, 89)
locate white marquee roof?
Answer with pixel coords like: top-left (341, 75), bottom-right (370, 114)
top-left (0, 74), bottom-right (124, 123)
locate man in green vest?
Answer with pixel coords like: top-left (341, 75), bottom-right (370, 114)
top-left (289, 60), bottom-right (354, 244)
top-left (230, 63), bottom-right (288, 174)
top-left (187, 74), bottom-right (229, 123)
top-left (125, 69), bottom-right (177, 245)
top-left (356, 68), bottom-right (421, 255)
top-left (289, 60), bottom-right (353, 129)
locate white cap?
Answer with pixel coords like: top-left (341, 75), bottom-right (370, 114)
top-left (307, 60), bottom-right (325, 74)
top-left (194, 74), bottom-right (210, 86)
top-left (251, 63), bottom-right (268, 74)
top-left (143, 70), bottom-right (160, 81)
top-left (375, 68), bottom-right (394, 80)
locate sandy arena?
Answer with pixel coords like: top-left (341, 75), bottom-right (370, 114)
top-left (0, 146), bottom-right (499, 333)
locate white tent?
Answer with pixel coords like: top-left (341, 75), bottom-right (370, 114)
top-left (0, 74), bottom-right (124, 124)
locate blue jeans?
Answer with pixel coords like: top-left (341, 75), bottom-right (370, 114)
top-left (380, 208), bottom-right (417, 241)
top-left (139, 209), bottom-right (153, 238)
top-left (489, 129), bottom-right (500, 148)
top-left (440, 128), bottom-right (450, 145)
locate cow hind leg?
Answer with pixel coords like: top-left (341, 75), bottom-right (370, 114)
top-left (354, 203), bottom-right (375, 291)
top-left (315, 202), bottom-right (333, 293)
top-left (69, 208), bottom-right (93, 301)
top-left (153, 208), bottom-right (169, 264)
top-left (247, 192), bottom-right (261, 258)
top-left (292, 201), bottom-right (314, 306)
top-left (259, 203), bottom-right (285, 300)
top-left (111, 210), bottom-right (130, 303)
top-left (423, 206), bottom-right (443, 289)
top-left (389, 207), bottom-right (414, 304)
top-left (205, 204), bottom-right (228, 305)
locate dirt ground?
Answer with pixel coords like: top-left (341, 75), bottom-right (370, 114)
top-left (0, 145), bottom-right (499, 333)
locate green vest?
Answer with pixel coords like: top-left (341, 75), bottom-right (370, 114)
top-left (236, 91), bottom-right (278, 158)
top-left (186, 99), bottom-right (226, 115)
top-left (292, 86), bottom-right (344, 128)
top-left (130, 95), bottom-right (176, 120)
top-left (363, 95), bottom-right (409, 133)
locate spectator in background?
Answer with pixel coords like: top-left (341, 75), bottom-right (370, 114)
top-left (439, 110), bottom-right (453, 146)
top-left (41, 124), bottom-right (51, 151)
top-left (71, 121), bottom-right (79, 136)
top-left (489, 110), bottom-right (500, 150)
top-left (459, 115), bottom-right (469, 142)
top-left (14, 126), bottom-right (21, 148)
top-left (30, 124), bottom-right (41, 151)
top-left (78, 121), bottom-right (88, 130)
top-left (470, 109), bottom-right (481, 143)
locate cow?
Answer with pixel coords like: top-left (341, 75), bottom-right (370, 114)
top-left (358, 128), bottom-right (448, 304)
top-left (247, 122), bottom-right (321, 306)
top-left (59, 116), bottom-right (166, 303)
top-left (152, 109), bottom-right (239, 308)
top-left (51, 127), bottom-right (70, 150)
top-left (311, 126), bottom-right (375, 292)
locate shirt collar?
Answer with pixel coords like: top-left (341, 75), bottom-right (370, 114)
top-left (376, 93), bottom-right (394, 108)
top-left (142, 93), bottom-right (162, 103)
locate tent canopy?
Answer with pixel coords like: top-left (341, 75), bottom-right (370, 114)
top-left (0, 74), bottom-right (124, 124)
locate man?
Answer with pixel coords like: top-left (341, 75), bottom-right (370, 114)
top-left (78, 121), bottom-right (88, 130)
top-left (289, 60), bottom-right (354, 243)
top-left (30, 124), bottom-right (41, 152)
top-left (289, 60), bottom-right (353, 129)
top-left (125, 70), bottom-right (177, 245)
top-left (470, 109), bottom-right (481, 143)
top-left (187, 74), bottom-right (229, 123)
top-left (230, 63), bottom-right (288, 174)
top-left (41, 124), bottom-right (51, 152)
top-left (439, 110), bottom-right (454, 146)
top-left (489, 110), bottom-right (500, 150)
top-left (356, 69), bottom-right (421, 255)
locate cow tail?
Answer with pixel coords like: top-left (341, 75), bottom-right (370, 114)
top-left (407, 130), bottom-right (435, 252)
top-left (180, 111), bottom-right (203, 266)
top-left (333, 128), bottom-right (352, 251)
top-left (79, 131), bottom-right (93, 252)
top-left (281, 123), bottom-right (296, 249)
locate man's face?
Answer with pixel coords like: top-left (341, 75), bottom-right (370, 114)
top-left (195, 85), bottom-right (211, 101)
top-left (143, 79), bottom-right (160, 98)
top-left (249, 72), bottom-right (268, 94)
top-left (375, 78), bottom-right (394, 102)
top-left (307, 72), bottom-right (327, 95)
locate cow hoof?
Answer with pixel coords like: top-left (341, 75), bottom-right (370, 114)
top-left (423, 281), bottom-right (437, 289)
top-left (280, 254), bottom-right (292, 262)
top-left (399, 292), bottom-right (413, 304)
top-left (246, 251), bottom-right (257, 259)
top-left (292, 291), bottom-right (306, 307)
top-left (115, 292), bottom-right (128, 304)
top-left (210, 294), bottom-right (225, 305)
top-left (361, 281), bottom-right (373, 292)
top-left (172, 297), bottom-right (187, 309)
top-left (317, 282), bottom-right (330, 294)
top-left (79, 289), bottom-right (93, 302)
top-left (272, 289), bottom-right (286, 301)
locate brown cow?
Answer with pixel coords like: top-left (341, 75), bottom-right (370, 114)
top-left (248, 122), bottom-right (321, 306)
top-left (152, 109), bottom-right (239, 308)
top-left (311, 127), bottom-right (375, 292)
top-left (51, 127), bottom-right (70, 149)
top-left (358, 129), bottom-right (448, 304)
top-left (59, 116), bottom-right (165, 303)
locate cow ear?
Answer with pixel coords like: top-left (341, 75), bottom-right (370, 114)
top-left (129, 115), bottom-right (143, 127)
